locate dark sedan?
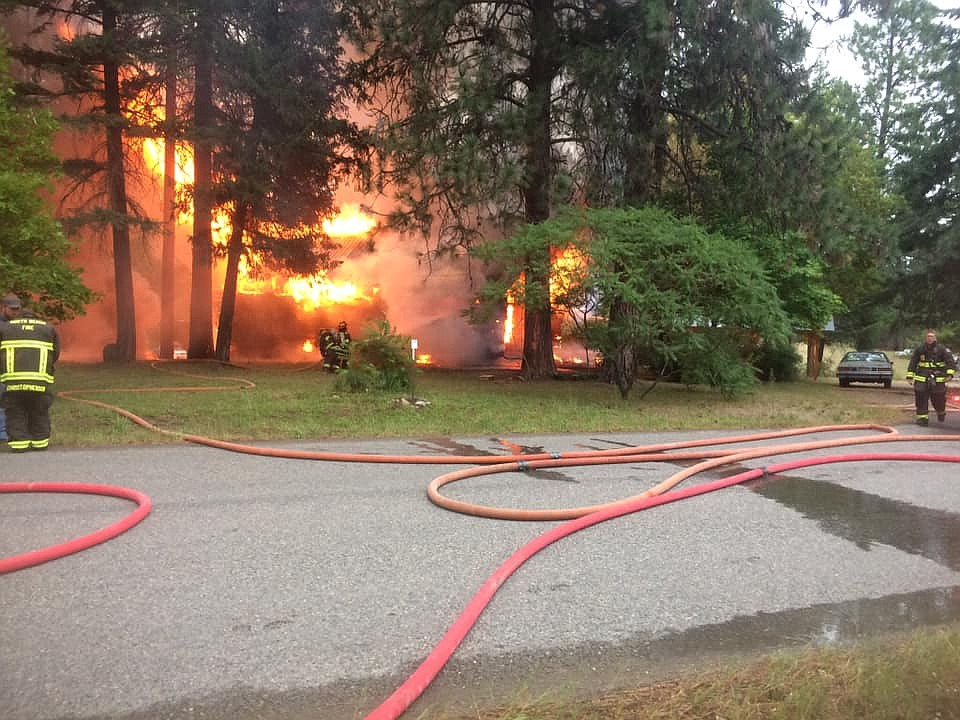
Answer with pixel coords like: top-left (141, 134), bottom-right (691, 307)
top-left (837, 350), bottom-right (894, 388)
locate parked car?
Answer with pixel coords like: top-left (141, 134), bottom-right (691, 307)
top-left (837, 350), bottom-right (894, 388)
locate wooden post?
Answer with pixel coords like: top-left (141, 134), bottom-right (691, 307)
top-left (806, 332), bottom-right (823, 379)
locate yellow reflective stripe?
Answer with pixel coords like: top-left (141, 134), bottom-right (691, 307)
top-left (1, 339), bottom-right (55, 382)
top-left (0, 339), bottom-right (55, 350)
top-left (1, 371), bottom-right (54, 383)
top-left (8, 440), bottom-right (30, 450)
top-left (30, 438), bottom-right (49, 448)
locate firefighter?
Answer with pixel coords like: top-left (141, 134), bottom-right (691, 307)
top-left (906, 329), bottom-right (956, 425)
top-left (318, 321), bottom-right (351, 372)
top-left (0, 293), bottom-right (61, 451)
top-left (333, 320), bottom-right (351, 368)
top-left (317, 327), bottom-right (338, 372)
top-left (0, 364), bottom-right (5, 441)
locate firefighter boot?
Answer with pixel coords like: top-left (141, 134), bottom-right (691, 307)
top-left (916, 415), bottom-right (929, 426)
top-left (938, 413), bottom-right (946, 422)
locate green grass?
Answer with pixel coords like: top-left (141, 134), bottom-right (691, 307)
top-left (49, 361), bottom-right (910, 447)
top-left (43, 360), bottom-right (945, 720)
top-left (454, 625), bottom-right (960, 720)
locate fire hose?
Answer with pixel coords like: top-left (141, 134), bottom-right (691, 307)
top-left (0, 482), bottom-right (151, 574)
top-left (367, 451), bottom-right (960, 720)
top-left (4, 369), bottom-right (960, 720)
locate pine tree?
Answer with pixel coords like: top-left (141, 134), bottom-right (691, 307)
top-left (0, 37), bottom-right (95, 318)
top-left (195, 0), bottom-right (368, 361)
top-left (1, 1), bottom-right (159, 361)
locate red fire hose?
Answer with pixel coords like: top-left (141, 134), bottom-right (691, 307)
top-left (5, 373), bottom-right (958, 720)
top-left (0, 482), bottom-right (151, 574)
top-left (366, 451), bottom-right (960, 720)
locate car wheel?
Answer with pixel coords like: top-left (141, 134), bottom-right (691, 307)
top-left (883, 380), bottom-right (892, 389)
top-left (839, 379), bottom-right (850, 387)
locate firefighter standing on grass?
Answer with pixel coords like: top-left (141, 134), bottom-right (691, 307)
top-left (906, 329), bottom-right (956, 426)
top-left (319, 320), bottom-right (351, 371)
top-left (0, 293), bottom-right (60, 451)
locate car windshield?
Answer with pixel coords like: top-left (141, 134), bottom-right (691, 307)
top-left (843, 352), bottom-right (888, 363)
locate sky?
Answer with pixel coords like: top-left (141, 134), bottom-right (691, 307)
top-left (801, 0), bottom-right (960, 86)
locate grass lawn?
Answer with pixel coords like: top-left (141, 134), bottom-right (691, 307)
top-left (50, 360), bottom-right (912, 447)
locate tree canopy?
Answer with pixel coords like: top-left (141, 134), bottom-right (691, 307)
top-left (346, 0), bottom-right (821, 378)
top-left (1, 0), bottom-right (956, 368)
top-left (0, 40), bottom-right (95, 319)
top-left (474, 205), bottom-right (792, 398)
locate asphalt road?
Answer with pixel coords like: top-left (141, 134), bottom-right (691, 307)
top-left (2, 421), bottom-right (960, 720)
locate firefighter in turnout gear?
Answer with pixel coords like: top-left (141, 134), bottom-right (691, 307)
top-left (906, 329), bottom-right (956, 426)
top-left (318, 321), bottom-right (351, 372)
top-left (0, 294), bottom-right (60, 452)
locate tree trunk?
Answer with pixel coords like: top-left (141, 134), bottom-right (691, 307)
top-left (188, 6), bottom-right (215, 359)
top-left (215, 204), bottom-right (248, 362)
top-left (623, 0), bottom-right (673, 206)
top-left (607, 278), bottom-right (640, 397)
top-left (519, 0), bottom-right (559, 379)
top-left (159, 42), bottom-right (177, 359)
top-left (604, 1), bottom-right (673, 388)
top-left (102, 4), bottom-right (137, 362)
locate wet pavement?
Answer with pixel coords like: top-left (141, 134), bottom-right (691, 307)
top-left (2, 422), bottom-right (960, 720)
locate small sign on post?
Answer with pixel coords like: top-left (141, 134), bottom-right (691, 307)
top-left (410, 338), bottom-right (418, 361)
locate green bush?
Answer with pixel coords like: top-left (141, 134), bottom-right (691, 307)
top-left (334, 362), bottom-right (379, 393)
top-left (334, 320), bottom-right (416, 393)
top-left (753, 342), bottom-right (802, 382)
top-left (679, 330), bottom-right (758, 399)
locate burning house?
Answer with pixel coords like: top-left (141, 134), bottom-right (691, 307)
top-left (7, 9), bottom-right (593, 370)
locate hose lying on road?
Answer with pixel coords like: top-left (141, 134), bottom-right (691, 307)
top-left (0, 483), bottom-right (151, 574)
top-left (5, 369), bottom-right (960, 719)
top-left (427, 430), bottom-right (953, 520)
top-left (365, 451), bottom-right (960, 720)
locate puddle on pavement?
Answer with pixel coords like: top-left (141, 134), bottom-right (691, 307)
top-left (410, 437), bottom-right (578, 483)
top-left (410, 436), bottom-right (555, 457)
top-left (408, 437), bottom-right (499, 457)
top-left (750, 474), bottom-right (960, 570)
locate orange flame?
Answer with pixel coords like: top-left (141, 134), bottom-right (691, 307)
top-left (503, 298), bottom-right (515, 345)
top-left (323, 204), bottom-right (377, 237)
top-left (549, 245), bottom-right (586, 301)
top-left (284, 275), bottom-right (369, 311)
top-left (57, 20), bottom-right (76, 42)
top-left (502, 245), bottom-right (590, 361)
top-left (134, 87), bottom-right (381, 314)
top-left (142, 138), bottom-right (195, 186)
